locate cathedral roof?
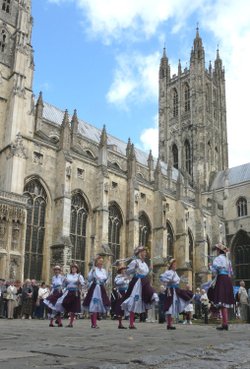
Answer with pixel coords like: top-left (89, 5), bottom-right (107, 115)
top-left (42, 101), bottom-right (180, 181)
top-left (210, 163), bottom-right (250, 190)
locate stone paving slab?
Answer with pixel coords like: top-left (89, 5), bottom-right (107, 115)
top-left (0, 319), bottom-right (249, 369)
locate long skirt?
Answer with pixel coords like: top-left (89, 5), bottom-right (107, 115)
top-left (121, 276), bottom-right (158, 315)
top-left (83, 283), bottom-right (110, 314)
top-left (21, 298), bottom-right (33, 316)
top-left (55, 290), bottom-right (81, 314)
top-left (44, 290), bottom-right (63, 317)
top-left (164, 287), bottom-right (193, 317)
top-left (113, 290), bottom-right (126, 317)
top-left (207, 275), bottom-right (234, 308)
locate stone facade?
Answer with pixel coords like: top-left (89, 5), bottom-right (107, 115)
top-left (0, 1), bottom-right (249, 289)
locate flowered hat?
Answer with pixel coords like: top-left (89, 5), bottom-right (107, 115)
top-left (117, 263), bottom-right (127, 273)
top-left (134, 246), bottom-right (146, 256)
top-left (168, 258), bottom-right (176, 269)
top-left (70, 263), bottom-right (80, 273)
top-left (213, 243), bottom-right (229, 253)
top-left (53, 265), bottom-right (61, 271)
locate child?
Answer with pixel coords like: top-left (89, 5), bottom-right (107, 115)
top-left (200, 289), bottom-right (209, 324)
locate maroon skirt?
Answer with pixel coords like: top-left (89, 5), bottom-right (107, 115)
top-left (164, 288), bottom-right (193, 312)
top-left (44, 290), bottom-right (62, 308)
top-left (207, 275), bottom-right (234, 308)
top-left (62, 290), bottom-right (81, 313)
top-left (123, 276), bottom-right (156, 304)
top-left (83, 283), bottom-right (110, 308)
top-left (114, 290), bottom-right (126, 316)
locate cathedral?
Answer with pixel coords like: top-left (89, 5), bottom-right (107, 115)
top-left (0, 0), bottom-right (250, 289)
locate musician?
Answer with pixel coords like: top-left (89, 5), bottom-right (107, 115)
top-left (83, 255), bottom-right (111, 328)
top-left (113, 264), bottom-right (130, 329)
top-left (207, 243), bottom-right (234, 331)
top-left (160, 258), bottom-right (193, 330)
top-left (55, 263), bottom-right (85, 328)
top-left (44, 265), bottom-right (64, 327)
top-left (121, 246), bottom-right (158, 329)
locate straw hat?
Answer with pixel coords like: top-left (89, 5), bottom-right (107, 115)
top-left (117, 263), bottom-right (127, 273)
top-left (53, 265), bottom-right (61, 271)
top-left (213, 243), bottom-right (229, 253)
top-left (134, 246), bottom-right (146, 256)
top-left (168, 258), bottom-right (176, 269)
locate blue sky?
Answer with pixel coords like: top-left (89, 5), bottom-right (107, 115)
top-left (32, 0), bottom-right (250, 168)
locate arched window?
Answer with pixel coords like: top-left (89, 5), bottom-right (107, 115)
top-left (233, 231), bottom-right (250, 289)
top-left (166, 221), bottom-right (174, 257)
top-left (2, 0), bottom-right (11, 13)
top-left (173, 89), bottom-right (178, 117)
top-left (172, 144), bottom-right (178, 169)
top-left (184, 140), bottom-right (192, 175)
top-left (108, 203), bottom-right (123, 264)
top-left (24, 179), bottom-right (47, 280)
top-left (0, 29), bottom-right (7, 53)
top-left (188, 228), bottom-right (194, 268)
top-left (139, 212), bottom-right (151, 248)
top-left (184, 83), bottom-right (190, 112)
top-left (70, 192), bottom-right (88, 275)
top-left (236, 197), bottom-right (248, 217)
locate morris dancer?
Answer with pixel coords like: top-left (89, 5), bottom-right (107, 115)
top-left (44, 265), bottom-right (64, 327)
top-left (83, 255), bottom-right (111, 329)
top-left (55, 263), bottom-right (85, 328)
top-left (114, 264), bottom-right (130, 329)
top-left (207, 243), bottom-right (234, 330)
top-left (121, 246), bottom-right (158, 329)
top-left (160, 258), bottom-right (193, 330)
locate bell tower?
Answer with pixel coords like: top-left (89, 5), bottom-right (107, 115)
top-left (0, 0), bottom-right (34, 192)
top-left (158, 27), bottom-right (228, 190)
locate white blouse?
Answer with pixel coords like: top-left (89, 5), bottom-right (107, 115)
top-left (88, 267), bottom-right (108, 285)
top-left (210, 254), bottom-right (232, 275)
top-left (160, 269), bottom-right (180, 286)
top-left (114, 274), bottom-right (130, 290)
top-left (126, 259), bottom-right (149, 277)
top-left (51, 274), bottom-right (64, 291)
top-left (63, 273), bottom-right (85, 289)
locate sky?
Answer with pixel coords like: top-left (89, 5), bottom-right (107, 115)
top-left (32, 0), bottom-right (250, 168)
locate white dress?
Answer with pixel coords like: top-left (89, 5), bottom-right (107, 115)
top-left (121, 259), bottom-right (158, 314)
top-left (87, 267), bottom-right (110, 314)
top-left (55, 273), bottom-right (85, 313)
top-left (160, 269), bottom-right (191, 317)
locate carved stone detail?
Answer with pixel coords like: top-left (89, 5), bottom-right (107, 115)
top-left (7, 133), bottom-right (28, 159)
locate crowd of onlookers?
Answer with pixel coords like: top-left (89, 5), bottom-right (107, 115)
top-left (0, 278), bottom-right (50, 320)
top-left (0, 278), bottom-right (249, 323)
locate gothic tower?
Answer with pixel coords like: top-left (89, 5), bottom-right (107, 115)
top-left (0, 0), bottom-right (34, 193)
top-left (158, 27), bottom-right (228, 190)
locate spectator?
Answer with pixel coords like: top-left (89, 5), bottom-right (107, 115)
top-left (0, 279), bottom-right (6, 318)
top-left (31, 279), bottom-right (39, 318)
top-left (21, 279), bottom-right (33, 319)
top-left (37, 282), bottom-right (50, 319)
top-left (14, 280), bottom-right (23, 319)
top-left (193, 288), bottom-right (202, 319)
top-left (200, 288), bottom-right (209, 324)
top-left (238, 280), bottom-right (249, 322)
top-left (158, 285), bottom-right (166, 324)
top-left (6, 280), bottom-right (17, 319)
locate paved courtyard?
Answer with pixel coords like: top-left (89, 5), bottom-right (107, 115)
top-left (0, 319), bottom-right (250, 369)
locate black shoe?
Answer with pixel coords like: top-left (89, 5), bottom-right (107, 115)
top-left (216, 325), bottom-right (228, 331)
top-left (167, 326), bottom-right (176, 330)
top-left (66, 324), bottom-right (73, 328)
top-left (129, 325), bottom-right (136, 329)
top-left (118, 325), bottom-right (127, 329)
top-left (49, 323), bottom-right (54, 327)
top-left (58, 323), bottom-right (63, 327)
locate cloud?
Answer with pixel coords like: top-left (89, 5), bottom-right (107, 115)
top-left (106, 51), bottom-right (160, 108)
top-left (139, 115), bottom-right (159, 157)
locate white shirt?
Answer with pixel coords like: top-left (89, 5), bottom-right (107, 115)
top-left (126, 259), bottom-right (149, 276)
top-left (160, 269), bottom-right (180, 286)
top-left (64, 273), bottom-right (85, 289)
top-left (210, 254), bottom-right (232, 275)
top-left (88, 267), bottom-right (108, 285)
top-left (114, 274), bottom-right (129, 290)
top-left (51, 274), bottom-right (64, 291)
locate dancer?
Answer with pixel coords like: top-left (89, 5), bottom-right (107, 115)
top-left (83, 255), bottom-right (111, 328)
top-left (121, 246), bottom-right (158, 329)
top-left (160, 258), bottom-right (193, 330)
top-left (207, 242), bottom-right (234, 330)
top-left (44, 265), bottom-right (64, 327)
top-left (55, 263), bottom-right (85, 328)
top-left (114, 264), bottom-right (130, 329)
